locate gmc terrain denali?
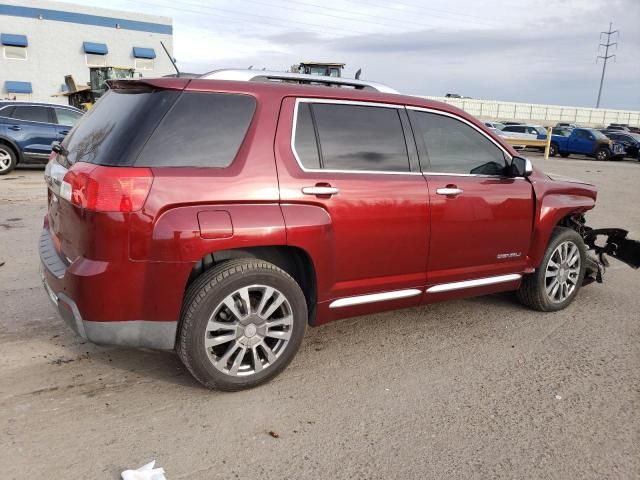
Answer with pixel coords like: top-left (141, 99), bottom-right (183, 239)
top-left (41, 71), bottom-right (640, 390)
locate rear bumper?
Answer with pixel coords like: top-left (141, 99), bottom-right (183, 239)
top-left (39, 227), bottom-right (178, 350)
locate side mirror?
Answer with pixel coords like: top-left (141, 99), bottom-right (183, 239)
top-left (511, 156), bottom-right (533, 177)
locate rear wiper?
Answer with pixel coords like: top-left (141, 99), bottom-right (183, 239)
top-left (51, 142), bottom-right (68, 157)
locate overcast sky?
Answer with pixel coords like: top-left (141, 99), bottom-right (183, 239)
top-left (66, 0), bottom-right (639, 109)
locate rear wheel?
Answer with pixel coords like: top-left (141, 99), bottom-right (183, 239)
top-left (0, 144), bottom-right (17, 175)
top-left (177, 259), bottom-right (307, 391)
top-left (595, 148), bottom-right (611, 161)
top-left (517, 228), bottom-right (586, 312)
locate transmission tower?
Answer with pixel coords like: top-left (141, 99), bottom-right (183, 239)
top-left (596, 22), bottom-right (619, 108)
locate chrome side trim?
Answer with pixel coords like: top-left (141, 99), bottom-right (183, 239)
top-left (426, 274), bottom-right (522, 293)
top-left (290, 98), bottom-right (422, 176)
top-left (329, 288), bottom-right (422, 309)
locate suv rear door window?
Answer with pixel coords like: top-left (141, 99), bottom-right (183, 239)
top-left (293, 102), bottom-right (321, 169)
top-left (11, 106), bottom-right (50, 123)
top-left (308, 102), bottom-right (410, 172)
top-left (136, 92), bottom-right (256, 168)
top-left (410, 111), bottom-right (507, 175)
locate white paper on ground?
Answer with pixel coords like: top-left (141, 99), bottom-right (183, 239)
top-left (121, 460), bottom-right (167, 480)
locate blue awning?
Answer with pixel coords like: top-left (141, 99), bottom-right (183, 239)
top-left (133, 47), bottom-right (156, 59)
top-left (1, 33), bottom-right (28, 47)
top-left (83, 41), bottom-right (108, 55)
top-left (5, 81), bottom-right (32, 94)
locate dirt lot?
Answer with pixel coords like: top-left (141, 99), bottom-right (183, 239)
top-left (1, 154), bottom-right (639, 479)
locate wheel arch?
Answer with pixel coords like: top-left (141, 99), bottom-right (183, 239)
top-left (186, 245), bottom-right (318, 325)
top-left (527, 193), bottom-right (595, 269)
top-left (0, 136), bottom-right (22, 163)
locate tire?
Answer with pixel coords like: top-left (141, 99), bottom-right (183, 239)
top-left (560, 152), bottom-right (570, 158)
top-left (517, 227), bottom-right (587, 312)
top-left (595, 148), bottom-right (611, 161)
top-left (0, 144), bottom-right (17, 175)
top-left (549, 143), bottom-right (558, 157)
top-left (177, 258), bottom-right (307, 391)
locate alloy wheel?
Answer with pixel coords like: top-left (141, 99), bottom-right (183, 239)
top-left (545, 241), bottom-right (581, 303)
top-left (204, 284), bottom-right (294, 377)
top-left (0, 148), bottom-right (12, 172)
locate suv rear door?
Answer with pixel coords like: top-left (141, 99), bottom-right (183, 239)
top-left (5, 105), bottom-right (56, 161)
top-left (276, 97), bottom-right (429, 319)
top-left (408, 108), bottom-right (534, 297)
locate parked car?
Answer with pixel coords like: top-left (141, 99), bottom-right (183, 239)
top-left (0, 101), bottom-right (83, 174)
top-left (502, 121), bottom-right (524, 126)
top-left (502, 124), bottom-right (548, 140)
top-left (484, 121), bottom-right (505, 130)
top-left (602, 131), bottom-right (640, 159)
top-left (605, 124), bottom-right (630, 132)
top-left (555, 122), bottom-right (577, 129)
top-left (549, 127), bottom-right (625, 160)
top-left (40, 73), bottom-right (640, 390)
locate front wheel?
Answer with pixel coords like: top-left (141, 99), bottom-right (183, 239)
top-left (549, 143), bottom-right (558, 157)
top-left (595, 148), bottom-right (611, 161)
top-left (177, 259), bottom-right (307, 391)
top-left (517, 228), bottom-right (587, 312)
top-left (0, 144), bottom-right (17, 175)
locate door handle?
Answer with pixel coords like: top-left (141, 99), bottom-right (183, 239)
top-left (436, 187), bottom-right (463, 197)
top-left (9, 125), bottom-right (21, 131)
top-left (302, 186), bottom-right (339, 196)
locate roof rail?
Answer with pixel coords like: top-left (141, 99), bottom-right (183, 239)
top-left (199, 69), bottom-right (398, 94)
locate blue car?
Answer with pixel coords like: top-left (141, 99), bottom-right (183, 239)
top-left (0, 102), bottom-right (83, 174)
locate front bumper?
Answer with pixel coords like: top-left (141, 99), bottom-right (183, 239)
top-left (39, 228), bottom-right (177, 350)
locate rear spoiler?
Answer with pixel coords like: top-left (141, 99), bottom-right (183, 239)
top-left (106, 78), bottom-right (191, 91)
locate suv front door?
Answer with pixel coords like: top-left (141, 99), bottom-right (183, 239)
top-left (6, 105), bottom-right (56, 162)
top-left (275, 98), bottom-right (430, 323)
top-left (408, 108), bottom-right (534, 299)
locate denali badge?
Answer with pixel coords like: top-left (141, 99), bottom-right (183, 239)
top-left (497, 252), bottom-right (522, 259)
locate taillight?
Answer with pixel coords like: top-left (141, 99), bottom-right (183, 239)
top-left (61, 163), bottom-right (153, 212)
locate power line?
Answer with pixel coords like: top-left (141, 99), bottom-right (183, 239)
top-left (596, 22), bottom-right (618, 108)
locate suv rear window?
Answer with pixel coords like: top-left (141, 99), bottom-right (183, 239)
top-left (61, 89), bottom-right (255, 168)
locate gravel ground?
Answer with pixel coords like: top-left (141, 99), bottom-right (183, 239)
top-left (1, 153), bottom-right (638, 479)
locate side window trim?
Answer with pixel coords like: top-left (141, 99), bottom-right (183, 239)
top-left (406, 106), bottom-right (513, 177)
top-left (291, 98), bottom-right (422, 176)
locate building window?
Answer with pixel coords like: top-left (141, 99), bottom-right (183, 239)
top-left (3, 45), bottom-right (27, 60)
top-left (3, 81), bottom-right (33, 101)
top-left (83, 42), bottom-right (108, 66)
top-left (135, 58), bottom-right (154, 70)
top-left (86, 53), bottom-right (107, 66)
top-left (1, 33), bottom-right (28, 60)
top-left (132, 47), bottom-right (156, 71)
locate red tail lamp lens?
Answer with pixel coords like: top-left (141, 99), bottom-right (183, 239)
top-left (62, 163), bottom-right (153, 212)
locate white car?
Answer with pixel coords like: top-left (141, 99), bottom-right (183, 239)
top-left (484, 121), bottom-right (505, 130)
top-left (501, 124), bottom-right (548, 140)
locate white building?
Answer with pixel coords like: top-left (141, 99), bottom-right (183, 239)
top-left (0, 0), bottom-right (174, 104)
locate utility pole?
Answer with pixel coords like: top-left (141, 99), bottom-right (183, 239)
top-left (596, 22), bottom-right (618, 108)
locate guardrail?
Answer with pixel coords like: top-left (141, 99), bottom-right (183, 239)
top-left (421, 96), bottom-right (640, 128)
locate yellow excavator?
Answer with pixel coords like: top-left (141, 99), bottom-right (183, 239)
top-left (55, 66), bottom-right (137, 110)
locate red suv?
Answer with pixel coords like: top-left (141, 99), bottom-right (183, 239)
top-left (41, 72), bottom-right (639, 390)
